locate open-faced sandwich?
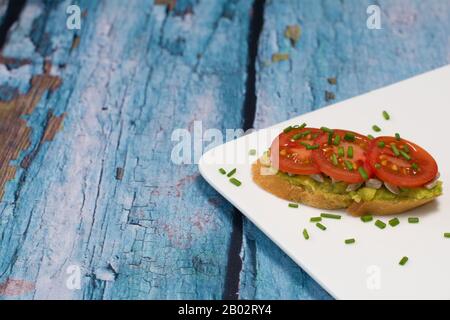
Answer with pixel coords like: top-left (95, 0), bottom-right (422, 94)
top-left (252, 125), bottom-right (442, 216)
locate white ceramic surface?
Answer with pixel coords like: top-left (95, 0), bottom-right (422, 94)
top-left (199, 65), bottom-right (450, 299)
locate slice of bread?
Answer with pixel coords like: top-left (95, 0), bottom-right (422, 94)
top-left (252, 159), bottom-right (439, 216)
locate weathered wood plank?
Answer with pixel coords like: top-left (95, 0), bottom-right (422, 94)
top-left (240, 0), bottom-right (450, 299)
top-left (0, 0), bottom-right (252, 299)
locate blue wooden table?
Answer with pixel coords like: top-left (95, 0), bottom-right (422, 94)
top-left (0, 0), bottom-right (449, 299)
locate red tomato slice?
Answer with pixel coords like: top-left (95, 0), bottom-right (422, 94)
top-left (311, 129), bottom-right (373, 183)
top-left (367, 136), bottom-right (438, 187)
top-left (270, 127), bottom-right (323, 175)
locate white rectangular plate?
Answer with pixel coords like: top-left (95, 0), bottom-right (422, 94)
top-left (199, 65), bottom-right (450, 299)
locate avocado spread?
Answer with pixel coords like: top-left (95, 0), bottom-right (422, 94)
top-left (278, 171), bottom-right (442, 203)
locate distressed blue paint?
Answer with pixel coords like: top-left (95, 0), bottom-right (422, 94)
top-left (0, 0), bottom-right (252, 299)
top-left (239, 0), bottom-right (450, 299)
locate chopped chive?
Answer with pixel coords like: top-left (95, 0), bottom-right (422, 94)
top-left (402, 145), bottom-right (410, 153)
top-left (310, 217), bottom-right (322, 222)
top-left (338, 146), bottom-right (345, 157)
top-left (374, 163), bottom-right (382, 169)
top-left (227, 168), bottom-right (237, 177)
top-left (389, 217), bottom-right (400, 227)
top-left (382, 110), bottom-right (390, 120)
top-left (298, 122), bottom-right (307, 129)
top-left (347, 146), bottom-right (354, 158)
top-left (372, 125), bottom-right (381, 132)
top-left (400, 150), bottom-right (411, 161)
top-left (331, 153), bottom-right (338, 166)
top-left (360, 215), bottom-right (373, 222)
top-left (303, 228), bottom-right (310, 240)
top-left (320, 126), bottom-right (334, 134)
top-left (321, 213), bottom-right (342, 220)
top-left (444, 233), bottom-right (450, 238)
top-left (229, 178), bottom-right (241, 187)
top-left (395, 133), bottom-right (401, 141)
top-left (377, 141), bottom-right (385, 148)
top-left (249, 149), bottom-right (257, 156)
top-left (344, 132), bottom-right (355, 142)
top-left (288, 203), bottom-right (299, 208)
top-left (390, 143), bottom-right (400, 156)
top-left (219, 168), bottom-right (226, 175)
top-left (411, 163), bottom-right (419, 170)
top-left (408, 217), bottom-right (419, 224)
top-left (345, 238), bottom-right (356, 244)
top-left (333, 134), bottom-right (341, 145)
top-left (327, 132), bottom-right (333, 145)
top-left (399, 256), bottom-right (409, 266)
top-left (306, 144), bottom-right (319, 150)
top-left (367, 134), bottom-right (374, 140)
top-left (344, 160), bottom-right (354, 171)
top-left (283, 126), bottom-right (293, 133)
top-left (292, 133), bottom-right (302, 141)
top-left (375, 220), bottom-right (386, 229)
top-left (358, 167), bottom-right (369, 180)
top-left (316, 223), bottom-right (327, 231)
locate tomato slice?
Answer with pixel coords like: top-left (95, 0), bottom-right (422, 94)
top-left (367, 136), bottom-right (438, 187)
top-left (270, 127), bottom-right (323, 175)
top-left (311, 129), bottom-right (373, 183)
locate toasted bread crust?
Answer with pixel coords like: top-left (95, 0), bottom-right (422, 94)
top-left (252, 160), bottom-right (438, 216)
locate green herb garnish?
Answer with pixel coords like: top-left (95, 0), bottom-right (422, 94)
top-left (316, 223), bottom-right (327, 231)
top-left (372, 125), bottom-right (381, 132)
top-left (229, 178), bottom-right (241, 187)
top-left (344, 160), bottom-right (354, 171)
top-left (321, 213), bottom-right (342, 220)
top-left (361, 215), bottom-right (373, 223)
top-left (358, 167), bottom-right (369, 180)
top-left (377, 141), bottom-right (385, 148)
top-left (345, 238), bottom-right (356, 244)
top-left (227, 168), bottom-right (237, 177)
top-left (375, 220), bottom-right (386, 229)
top-left (391, 143), bottom-right (400, 156)
top-left (344, 132), bottom-right (355, 141)
top-left (408, 217), bottom-right (419, 224)
top-left (303, 228), bottom-right (310, 240)
top-left (389, 217), bottom-right (400, 227)
top-left (382, 111), bottom-right (390, 120)
top-left (347, 146), bottom-right (353, 158)
top-left (399, 256), bottom-right (409, 266)
top-left (219, 168), bottom-right (226, 175)
top-left (288, 203), bottom-right (299, 208)
top-left (310, 217), bottom-right (322, 222)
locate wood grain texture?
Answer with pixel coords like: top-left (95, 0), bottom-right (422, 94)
top-left (0, 0), bottom-right (252, 299)
top-left (239, 0), bottom-right (450, 299)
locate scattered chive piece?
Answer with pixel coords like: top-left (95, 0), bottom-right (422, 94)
top-left (303, 228), bottom-right (310, 240)
top-left (229, 178), bottom-right (241, 187)
top-left (344, 160), bottom-right (354, 171)
top-left (316, 223), bottom-right (327, 231)
top-left (306, 144), bottom-right (319, 150)
top-left (227, 168), bottom-right (237, 177)
top-left (347, 146), bottom-right (354, 158)
top-left (310, 217), bottom-right (322, 222)
top-left (292, 133), bottom-right (302, 140)
top-left (333, 134), bottom-right (341, 145)
top-left (402, 145), bottom-right (410, 153)
top-left (377, 141), bottom-right (385, 148)
top-left (327, 132), bottom-right (333, 145)
top-left (367, 134), bottom-right (374, 140)
top-left (358, 167), bottom-right (369, 180)
top-left (288, 203), bottom-right (299, 208)
top-left (399, 256), bottom-right (409, 266)
top-left (389, 217), bottom-right (400, 227)
top-left (331, 153), bottom-right (338, 166)
top-left (303, 229), bottom-right (309, 240)
top-left (391, 143), bottom-right (400, 156)
top-left (219, 168), bottom-right (226, 175)
top-left (299, 122), bottom-right (307, 129)
top-left (283, 126), bottom-right (293, 133)
top-left (321, 213), bottom-right (342, 220)
top-left (411, 163), bottom-right (419, 170)
top-left (408, 217), bottom-right (419, 224)
top-left (249, 149), bottom-right (256, 156)
top-left (375, 220), bottom-right (386, 229)
top-left (374, 163), bottom-right (382, 169)
top-left (344, 132), bottom-right (355, 141)
top-left (444, 233), bottom-right (450, 238)
top-left (382, 110), bottom-right (390, 120)
top-left (345, 238), bottom-right (356, 244)
top-left (320, 126), bottom-right (334, 134)
top-left (372, 125), bottom-right (381, 132)
top-left (395, 133), bottom-right (401, 141)
top-left (338, 146), bottom-right (345, 157)
top-left (400, 150), bottom-right (411, 161)
top-left (361, 215), bottom-right (373, 222)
